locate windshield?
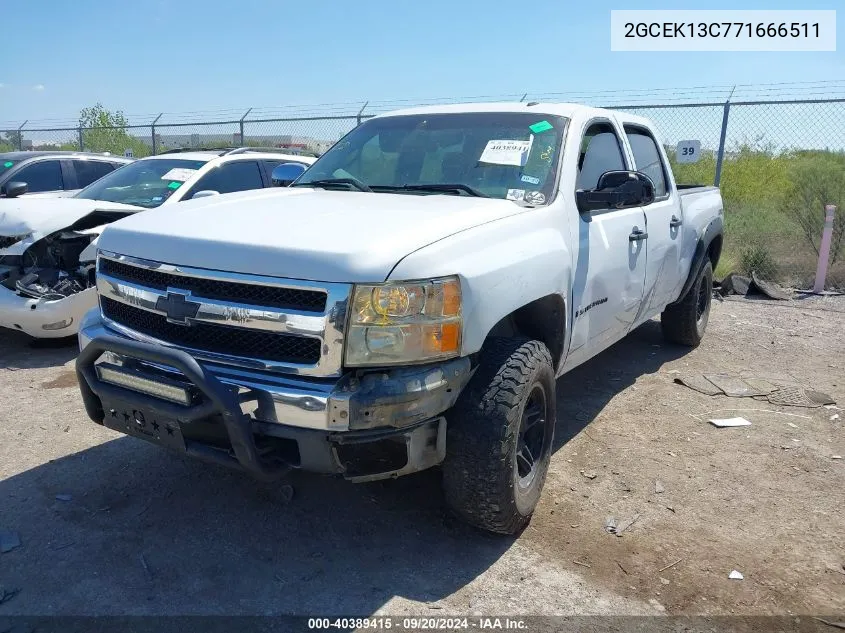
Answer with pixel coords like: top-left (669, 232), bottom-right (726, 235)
top-left (295, 112), bottom-right (567, 204)
top-left (74, 158), bottom-right (207, 208)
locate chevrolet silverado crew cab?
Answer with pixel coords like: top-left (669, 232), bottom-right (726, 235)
top-left (75, 103), bottom-right (723, 534)
top-left (0, 148), bottom-right (315, 339)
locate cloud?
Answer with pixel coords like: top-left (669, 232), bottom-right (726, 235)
top-left (32, 84), bottom-right (45, 91)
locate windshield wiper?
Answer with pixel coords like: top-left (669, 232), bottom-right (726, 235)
top-left (293, 178), bottom-right (372, 193)
top-left (374, 183), bottom-right (489, 198)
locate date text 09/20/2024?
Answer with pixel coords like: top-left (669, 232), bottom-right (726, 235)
top-left (307, 617), bottom-right (528, 630)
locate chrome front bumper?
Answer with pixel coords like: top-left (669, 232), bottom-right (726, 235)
top-left (78, 312), bottom-right (473, 434)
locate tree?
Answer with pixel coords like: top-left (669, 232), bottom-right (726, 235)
top-left (1, 130), bottom-right (22, 151)
top-left (781, 153), bottom-right (845, 266)
top-left (79, 103), bottom-right (151, 157)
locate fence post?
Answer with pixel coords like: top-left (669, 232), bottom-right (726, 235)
top-left (151, 113), bottom-right (163, 155)
top-left (239, 108), bottom-right (252, 146)
top-left (356, 101), bottom-right (369, 126)
top-left (713, 99), bottom-right (731, 187)
top-left (77, 126), bottom-right (84, 151)
top-left (813, 205), bottom-right (837, 293)
top-left (16, 120), bottom-right (27, 150)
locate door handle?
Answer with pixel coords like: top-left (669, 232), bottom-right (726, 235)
top-left (670, 215), bottom-right (683, 228)
top-left (629, 229), bottom-right (648, 242)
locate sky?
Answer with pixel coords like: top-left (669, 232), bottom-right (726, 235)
top-left (0, 0), bottom-right (843, 127)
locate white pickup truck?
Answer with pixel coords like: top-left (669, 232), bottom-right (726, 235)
top-left (75, 103), bottom-right (723, 534)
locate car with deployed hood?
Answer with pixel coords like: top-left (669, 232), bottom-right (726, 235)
top-left (0, 148), bottom-right (315, 339)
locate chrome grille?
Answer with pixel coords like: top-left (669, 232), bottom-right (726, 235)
top-left (101, 297), bottom-right (322, 364)
top-left (96, 252), bottom-right (350, 377)
top-left (99, 258), bottom-right (327, 312)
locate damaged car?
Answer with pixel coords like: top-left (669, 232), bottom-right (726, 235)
top-left (0, 148), bottom-right (316, 339)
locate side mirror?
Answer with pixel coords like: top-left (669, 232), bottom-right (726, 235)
top-left (1, 181), bottom-right (28, 198)
top-left (576, 170), bottom-right (655, 214)
top-left (271, 162), bottom-right (307, 187)
top-left (191, 190), bottom-right (220, 199)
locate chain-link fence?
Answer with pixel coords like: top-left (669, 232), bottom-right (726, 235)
top-left (2, 98), bottom-right (844, 290)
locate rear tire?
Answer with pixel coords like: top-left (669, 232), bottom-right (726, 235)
top-left (662, 260), bottom-right (713, 347)
top-left (442, 338), bottom-right (556, 535)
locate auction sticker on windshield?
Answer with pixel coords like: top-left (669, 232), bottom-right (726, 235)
top-left (480, 137), bottom-right (534, 167)
top-left (160, 168), bottom-right (198, 182)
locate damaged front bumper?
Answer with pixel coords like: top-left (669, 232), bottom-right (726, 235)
top-left (0, 285), bottom-right (96, 338)
top-left (76, 317), bottom-right (473, 482)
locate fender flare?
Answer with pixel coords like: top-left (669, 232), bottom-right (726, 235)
top-left (669, 216), bottom-right (723, 306)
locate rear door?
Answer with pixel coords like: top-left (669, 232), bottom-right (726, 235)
top-left (622, 124), bottom-right (683, 318)
top-left (71, 159), bottom-right (120, 189)
top-left (565, 120), bottom-right (648, 369)
top-left (180, 159), bottom-right (264, 199)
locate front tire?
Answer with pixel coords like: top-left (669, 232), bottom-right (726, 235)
top-left (661, 260), bottom-right (713, 347)
top-left (442, 338), bottom-right (556, 535)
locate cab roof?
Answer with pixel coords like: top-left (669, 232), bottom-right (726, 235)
top-left (372, 101), bottom-right (654, 128)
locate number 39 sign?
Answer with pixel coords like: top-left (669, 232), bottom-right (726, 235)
top-left (676, 140), bottom-right (701, 164)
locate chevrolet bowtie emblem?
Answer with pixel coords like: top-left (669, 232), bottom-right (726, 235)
top-left (155, 291), bottom-right (201, 325)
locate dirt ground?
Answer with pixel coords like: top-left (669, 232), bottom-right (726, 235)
top-left (0, 295), bottom-right (843, 619)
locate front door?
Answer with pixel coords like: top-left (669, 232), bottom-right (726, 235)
top-left (564, 121), bottom-right (648, 370)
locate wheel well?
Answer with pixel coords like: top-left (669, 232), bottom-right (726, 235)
top-left (708, 234), bottom-right (723, 269)
top-left (485, 295), bottom-right (566, 371)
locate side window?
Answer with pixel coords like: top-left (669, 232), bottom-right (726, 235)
top-left (186, 160), bottom-right (263, 198)
top-left (576, 123), bottom-right (626, 191)
top-left (73, 160), bottom-right (116, 188)
top-left (13, 160), bottom-right (63, 192)
top-left (624, 127), bottom-right (668, 198)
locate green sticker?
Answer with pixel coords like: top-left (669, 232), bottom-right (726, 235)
top-left (529, 120), bottom-right (554, 134)
top-left (167, 181), bottom-right (181, 190)
top-left (2, 161), bottom-right (13, 168)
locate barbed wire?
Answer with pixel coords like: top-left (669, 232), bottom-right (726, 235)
top-left (2, 79), bottom-right (845, 130)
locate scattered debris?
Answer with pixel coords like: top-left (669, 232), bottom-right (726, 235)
top-left (658, 557), bottom-right (684, 573)
top-left (787, 422), bottom-right (799, 429)
top-left (604, 517), bottom-right (618, 534)
top-left (674, 375), bottom-right (722, 396)
top-left (55, 494), bottom-right (72, 502)
top-left (666, 506), bottom-right (676, 513)
top-left (752, 272), bottom-right (793, 301)
top-left (709, 417), bottom-right (752, 428)
top-left (279, 484), bottom-right (294, 503)
top-left (831, 414), bottom-right (840, 421)
top-left (139, 553), bottom-right (153, 579)
top-left (611, 513), bottom-right (641, 537)
top-left (570, 524), bottom-right (580, 528)
top-left (580, 470), bottom-right (597, 480)
top-left (660, 577), bottom-right (670, 585)
top-left (654, 480), bottom-right (665, 494)
top-left (832, 455), bottom-right (842, 460)
top-left (813, 617), bottom-right (845, 631)
top-left (717, 272), bottom-right (792, 300)
top-left (0, 585), bottom-right (20, 605)
top-left (427, 604), bottom-right (444, 610)
top-left (675, 374), bottom-right (836, 409)
top-left (729, 570), bottom-right (744, 580)
top-left (766, 386), bottom-right (835, 408)
top-left (573, 560), bottom-right (592, 569)
top-left (50, 541), bottom-right (75, 551)
top-left (705, 374), bottom-right (775, 398)
top-left (0, 530), bottom-right (21, 554)
top-left (616, 561), bottom-right (629, 575)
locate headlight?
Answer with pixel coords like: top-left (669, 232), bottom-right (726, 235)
top-left (345, 276), bottom-right (462, 366)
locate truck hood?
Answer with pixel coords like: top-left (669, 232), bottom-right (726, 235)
top-left (98, 187), bottom-right (531, 282)
top-left (0, 197), bottom-right (142, 238)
